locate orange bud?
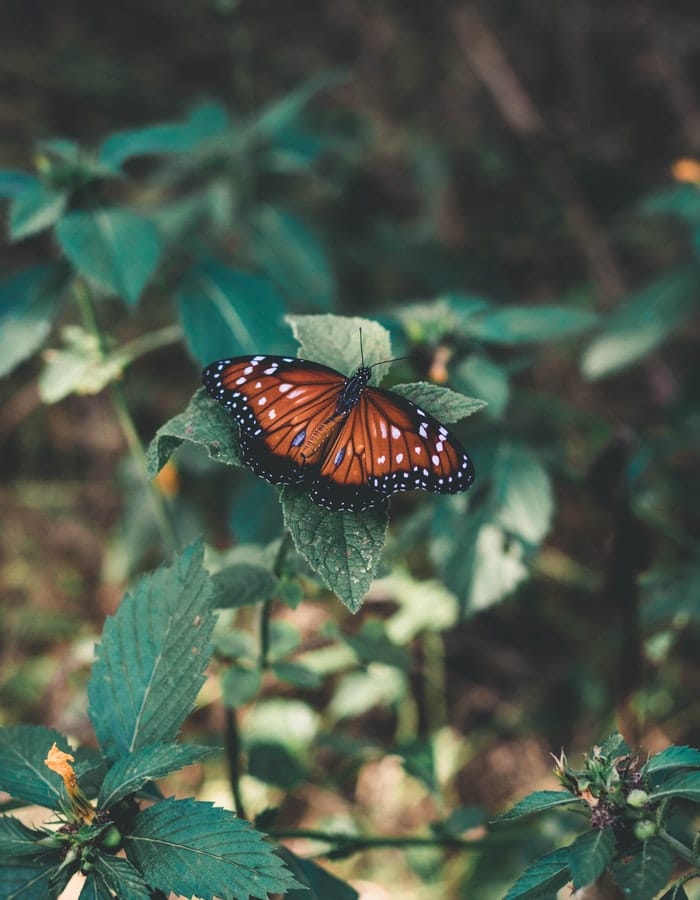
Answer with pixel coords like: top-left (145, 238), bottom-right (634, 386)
top-left (671, 158), bottom-right (700, 184)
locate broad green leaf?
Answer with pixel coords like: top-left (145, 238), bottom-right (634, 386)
top-left (649, 770), bottom-right (700, 802)
top-left (599, 732), bottom-right (631, 758)
top-left (250, 206), bottom-right (335, 310)
top-left (391, 382), bottom-right (486, 422)
top-left (38, 325), bottom-right (128, 403)
top-left (0, 817), bottom-right (51, 856)
top-left (581, 266), bottom-right (700, 379)
top-left (0, 725), bottom-right (71, 809)
top-left (146, 389), bottom-right (243, 478)
top-left (177, 260), bottom-right (291, 364)
top-left (0, 857), bottom-right (63, 900)
top-left (568, 828), bottom-right (615, 889)
top-left (9, 184), bottom-right (67, 240)
top-left (271, 661), bottom-right (323, 689)
top-left (221, 664), bottom-right (262, 708)
top-left (329, 664), bottom-right (406, 719)
top-left (0, 170), bottom-right (38, 198)
top-left (496, 790), bottom-right (580, 822)
top-left (79, 874), bottom-right (113, 900)
top-left (212, 562), bottom-right (280, 609)
top-left (88, 855), bottom-right (152, 900)
top-left (98, 742), bottom-right (214, 808)
top-left (280, 850), bottom-right (360, 900)
top-left (464, 305), bottom-right (598, 344)
top-left (644, 184), bottom-right (700, 225)
top-left (282, 490), bottom-right (388, 611)
top-left (98, 102), bottom-right (230, 169)
top-left (252, 69), bottom-right (349, 141)
top-left (611, 837), bottom-right (674, 900)
top-left (248, 740), bottom-right (307, 788)
top-left (342, 618), bottom-right (410, 669)
top-left (659, 885), bottom-right (690, 900)
top-left (493, 442), bottom-right (554, 545)
top-left (645, 745), bottom-right (700, 775)
top-left (87, 541), bottom-right (218, 761)
top-left (55, 208), bottom-right (162, 305)
top-left (434, 806), bottom-right (487, 838)
top-left (0, 262), bottom-right (68, 378)
top-left (244, 698), bottom-right (319, 751)
top-left (123, 797), bottom-right (300, 899)
top-left (453, 355), bottom-right (509, 420)
top-left (382, 571), bottom-right (459, 643)
top-left (286, 314), bottom-right (392, 377)
top-left (398, 739), bottom-right (437, 793)
top-left (258, 124), bottom-right (325, 173)
top-left (503, 846), bottom-right (571, 899)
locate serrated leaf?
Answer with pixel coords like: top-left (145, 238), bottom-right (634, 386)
top-left (645, 745), bottom-right (700, 775)
top-left (212, 562), bottom-right (280, 609)
top-left (250, 206), bottom-right (335, 310)
top-left (0, 817), bottom-right (51, 856)
top-left (286, 314), bottom-right (392, 378)
top-left (568, 828), bottom-right (615, 889)
top-left (79, 873), bottom-right (114, 900)
top-left (611, 837), bottom-right (674, 900)
top-left (221, 664), bottom-right (262, 708)
top-left (581, 266), bottom-right (700, 380)
top-left (0, 262), bottom-right (68, 378)
top-left (649, 770), bottom-right (700, 802)
top-left (0, 725), bottom-right (71, 809)
top-left (0, 170), bottom-right (38, 198)
top-left (599, 732), bottom-right (631, 758)
top-left (123, 797), bottom-right (300, 900)
top-left (503, 846), bottom-right (571, 899)
top-left (38, 325), bottom-right (128, 403)
top-left (177, 260), bottom-right (291, 364)
top-left (98, 102), bottom-right (230, 169)
top-left (280, 849), bottom-right (360, 900)
top-left (0, 857), bottom-right (62, 900)
top-left (464, 305), bottom-right (598, 344)
top-left (55, 208), bottom-right (162, 305)
top-left (496, 790), bottom-right (581, 822)
top-left (146, 389), bottom-right (243, 477)
top-left (282, 489), bottom-right (388, 611)
top-left (659, 884), bottom-right (690, 900)
top-left (88, 853), bottom-right (152, 900)
top-left (453, 354), bottom-right (509, 420)
top-left (98, 742), bottom-right (214, 808)
top-left (87, 541), bottom-right (218, 762)
top-left (391, 382), bottom-right (486, 422)
top-left (9, 184), bottom-right (67, 240)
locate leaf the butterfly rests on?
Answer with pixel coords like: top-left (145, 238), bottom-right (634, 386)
top-left (202, 354), bottom-right (475, 512)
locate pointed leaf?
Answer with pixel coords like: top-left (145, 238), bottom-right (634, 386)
top-left (568, 828), bottom-right (615, 889)
top-left (252, 69), bottom-right (348, 141)
top-left (391, 382), bottom-right (486, 422)
top-left (282, 490), bottom-right (388, 611)
top-left (9, 184), bottom-right (67, 240)
top-left (280, 849), bottom-right (359, 900)
top-left (177, 260), bottom-right (291, 364)
top-left (271, 662), bottom-right (323, 689)
top-left (611, 837), bottom-right (674, 900)
top-left (98, 742), bottom-right (214, 808)
top-left (496, 790), bottom-right (581, 822)
top-left (599, 732), bottom-right (631, 758)
top-left (493, 442), bottom-right (554, 545)
top-left (55, 208), bottom-right (162, 305)
top-left (79, 874), bottom-right (113, 900)
top-left (453, 355), bottom-right (510, 420)
top-left (0, 170), bottom-right (38, 198)
top-left (38, 325), bottom-right (128, 403)
top-left (649, 770), bottom-right (700, 802)
top-left (0, 857), bottom-right (63, 900)
top-left (87, 541), bottom-right (218, 761)
top-left (645, 745), bottom-right (700, 776)
top-left (221, 664), bottom-right (262, 708)
top-left (123, 797), bottom-right (300, 900)
top-left (503, 846), bottom-right (571, 899)
top-left (211, 562), bottom-right (280, 609)
top-left (286, 314), bottom-right (392, 378)
top-left (88, 854), bottom-right (152, 900)
top-left (465, 305), bottom-right (598, 344)
top-left (0, 725), bottom-right (71, 809)
top-left (659, 885), bottom-right (690, 900)
top-left (0, 817), bottom-right (52, 856)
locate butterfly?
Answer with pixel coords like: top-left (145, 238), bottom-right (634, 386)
top-left (202, 353), bottom-right (475, 512)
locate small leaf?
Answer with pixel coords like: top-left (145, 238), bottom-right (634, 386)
top-left (503, 846), bottom-right (571, 899)
top-left (248, 740), bottom-right (307, 788)
top-left (177, 260), bottom-right (291, 364)
top-left (0, 170), bottom-right (38, 198)
top-left (493, 442), bottom-right (554, 545)
top-left (88, 855), bottom-right (152, 900)
top-left (279, 850), bottom-right (360, 900)
top-left (464, 305), bottom-right (598, 344)
top-left (87, 540), bottom-right (218, 762)
top-left (221, 664), bottom-right (262, 708)
top-left (645, 745), bottom-right (700, 776)
top-left (0, 725), bottom-right (71, 810)
top-left (251, 69), bottom-right (348, 141)
top-left (38, 325), bottom-right (127, 404)
top-left (286, 314), bottom-right (392, 378)
top-left (398, 739), bottom-right (437, 793)
top-left (0, 857), bottom-right (63, 900)
top-left (496, 790), bottom-right (581, 822)
top-left (568, 828), bottom-right (615, 889)
top-left (599, 732), bottom-right (631, 758)
top-left (342, 618), bottom-right (410, 669)
top-left (9, 184), bottom-right (67, 240)
top-left (0, 817), bottom-right (51, 856)
top-left (391, 382), bottom-right (486, 422)
top-left (453, 355), bottom-right (510, 420)
top-left (272, 662), bottom-right (323, 689)
top-left (55, 208), bottom-right (162, 305)
top-left (123, 797), bottom-right (300, 899)
top-left (649, 770), bottom-right (700, 802)
top-left (212, 562), bottom-right (280, 609)
top-left (282, 490), bottom-right (388, 612)
top-left (98, 742), bottom-right (214, 808)
top-left (611, 837), bottom-right (674, 900)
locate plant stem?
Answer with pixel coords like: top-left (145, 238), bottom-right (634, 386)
top-left (659, 828), bottom-right (700, 868)
top-left (260, 531), bottom-right (294, 670)
top-left (267, 827), bottom-right (512, 852)
top-left (118, 324), bottom-right (183, 363)
top-left (224, 707), bottom-right (247, 820)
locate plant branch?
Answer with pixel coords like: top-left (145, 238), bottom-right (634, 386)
top-left (224, 707), bottom-right (247, 820)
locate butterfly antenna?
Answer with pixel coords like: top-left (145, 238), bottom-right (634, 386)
top-left (369, 355), bottom-right (411, 370)
top-left (359, 328), bottom-right (365, 367)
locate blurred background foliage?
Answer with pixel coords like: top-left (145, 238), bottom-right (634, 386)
top-left (1, 1), bottom-right (700, 897)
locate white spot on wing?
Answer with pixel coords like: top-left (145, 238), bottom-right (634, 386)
top-left (279, 383), bottom-right (292, 393)
top-left (432, 454), bottom-right (440, 466)
top-left (377, 455), bottom-right (386, 464)
top-left (391, 425), bottom-right (401, 440)
top-left (395, 453), bottom-right (404, 464)
top-left (258, 396), bottom-right (267, 406)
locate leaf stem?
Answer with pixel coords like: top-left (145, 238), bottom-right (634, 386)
top-left (268, 827), bottom-right (511, 853)
top-left (224, 707), bottom-right (247, 820)
top-left (659, 828), bottom-right (700, 868)
top-left (260, 531), bottom-right (294, 670)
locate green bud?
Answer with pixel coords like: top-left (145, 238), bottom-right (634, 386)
top-left (627, 789), bottom-right (649, 808)
top-left (634, 820), bottom-right (657, 840)
top-left (100, 825), bottom-right (122, 851)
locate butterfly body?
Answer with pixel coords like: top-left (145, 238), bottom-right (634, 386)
top-left (202, 354), bottom-right (474, 512)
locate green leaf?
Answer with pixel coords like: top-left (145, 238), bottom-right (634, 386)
top-left (250, 206), bottom-right (335, 310)
top-left (493, 442), bottom-right (554, 545)
top-left (581, 266), bottom-right (700, 379)
top-left (453, 355), bottom-right (510, 420)
top-left (0, 818), bottom-right (51, 856)
top-left (649, 770), bottom-right (700, 802)
top-left (0, 857), bottom-right (63, 900)
top-left (9, 184), bottom-right (67, 240)
top-left (568, 828), bottom-right (615, 889)
top-left (644, 184), bottom-right (700, 225)
top-left (212, 562), bottom-right (280, 609)
top-left (123, 797), bottom-right (300, 899)
top-left (98, 742), bottom-right (214, 808)
top-left (329, 665), bottom-right (405, 719)
top-left (659, 884), bottom-right (690, 900)
top-left (55, 208), bottom-right (162, 305)
top-left (87, 541), bottom-right (218, 762)
top-left (342, 618), bottom-right (410, 669)
top-left (177, 260), bottom-right (291, 364)
top-left (645, 745), bottom-right (700, 776)
top-left (271, 661), bottom-right (323, 689)
top-left (0, 170), bottom-right (38, 198)
top-left (282, 490), bottom-right (388, 611)
top-left (611, 837), bottom-right (674, 900)
top-left (79, 874), bottom-right (113, 900)
top-left (391, 382), bottom-right (486, 422)
top-left (251, 69), bottom-right (349, 141)
top-left (503, 846), bottom-right (571, 899)
top-left (464, 305), bottom-right (598, 344)
top-left (98, 102), bottom-right (230, 169)
top-left (280, 850), bottom-right (360, 900)
top-left (38, 325), bottom-right (128, 403)
top-left (382, 571), bottom-right (459, 643)
top-left (0, 725), bottom-right (71, 809)
top-left (286, 314), bottom-right (392, 377)
top-left (88, 855), bottom-right (152, 900)
top-left (0, 263), bottom-right (68, 378)
top-left (146, 389), bottom-right (243, 478)
top-left (398, 739), bottom-right (437, 793)
top-left (496, 791), bottom-right (581, 822)
top-left (599, 732), bottom-right (631, 758)
top-left (248, 740), bottom-right (307, 788)
top-left (221, 664), bottom-right (262, 708)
